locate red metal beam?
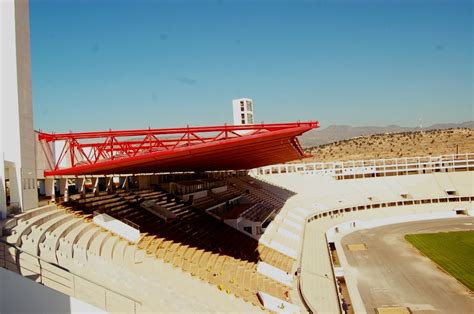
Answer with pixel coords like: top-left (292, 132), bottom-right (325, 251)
top-left (38, 121), bottom-right (319, 176)
top-left (38, 122), bottom-right (314, 141)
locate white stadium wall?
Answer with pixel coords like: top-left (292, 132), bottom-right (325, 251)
top-left (0, 267), bottom-right (105, 314)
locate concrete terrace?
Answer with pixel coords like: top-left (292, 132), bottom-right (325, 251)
top-left (257, 170), bottom-right (473, 313)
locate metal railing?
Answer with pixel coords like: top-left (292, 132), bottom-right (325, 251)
top-left (256, 153), bottom-right (474, 178)
top-left (0, 238), bottom-right (142, 310)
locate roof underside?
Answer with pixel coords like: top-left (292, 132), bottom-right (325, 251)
top-left (38, 122), bottom-right (318, 176)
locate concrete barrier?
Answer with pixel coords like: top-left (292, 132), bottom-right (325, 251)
top-left (257, 262), bottom-right (293, 286)
top-left (93, 213), bottom-right (140, 243)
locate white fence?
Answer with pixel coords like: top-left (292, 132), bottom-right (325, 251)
top-left (255, 153), bottom-right (474, 179)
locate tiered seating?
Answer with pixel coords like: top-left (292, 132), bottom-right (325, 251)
top-left (228, 177), bottom-right (285, 209)
top-left (257, 244), bottom-right (294, 273)
top-left (121, 191), bottom-right (195, 231)
top-left (241, 203), bottom-right (275, 223)
top-left (223, 177), bottom-right (297, 243)
top-left (3, 180), bottom-right (297, 309)
top-left (192, 196), bottom-right (217, 210)
top-left (236, 176), bottom-right (292, 203)
top-left (115, 190), bottom-right (294, 306)
top-left (137, 228), bottom-right (292, 307)
top-left (242, 176), bottom-right (296, 201)
top-left (192, 186), bottom-right (242, 210)
top-left (64, 186), bottom-right (295, 306)
top-left (68, 192), bottom-right (129, 216)
top-left (4, 168), bottom-right (470, 313)
top-left (256, 170), bottom-right (474, 314)
top-left (210, 186), bottom-right (242, 203)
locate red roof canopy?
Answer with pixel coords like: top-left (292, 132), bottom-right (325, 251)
top-left (38, 121), bottom-right (318, 176)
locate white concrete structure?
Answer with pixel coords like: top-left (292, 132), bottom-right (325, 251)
top-left (0, 0), bottom-right (38, 219)
top-left (257, 262), bottom-right (293, 287)
top-left (0, 267), bottom-right (106, 314)
top-left (232, 98), bottom-right (254, 125)
top-left (255, 169), bottom-right (474, 313)
top-left (93, 212), bottom-right (141, 244)
top-left (1, 205), bottom-right (262, 313)
top-left (257, 291), bottom-right (300, 314)
top-left (255, 153), bottom-right (474, 177)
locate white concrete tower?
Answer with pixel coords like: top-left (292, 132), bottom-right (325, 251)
top-left (1, 0), bottom-right (38, 218)
top-left (232, 98), bottom-right (254, 125)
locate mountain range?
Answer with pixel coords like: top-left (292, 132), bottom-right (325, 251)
top-left (299, 121), bottom-right (474, 148)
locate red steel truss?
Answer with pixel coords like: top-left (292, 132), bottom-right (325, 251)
top-left (38, 121), bottom-right (318, 176)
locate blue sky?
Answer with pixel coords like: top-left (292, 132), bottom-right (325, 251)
top-left (30, 0), bottom-right (472, 132)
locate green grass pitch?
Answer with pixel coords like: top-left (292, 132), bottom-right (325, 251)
top-left (405, 231), bottom-right (474, 291)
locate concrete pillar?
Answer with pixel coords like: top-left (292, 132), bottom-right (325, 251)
top-left (59, 178), bottom-right (68, 202)
top-left (45, 178), bottom-right (55, 202)
top-left (1, 0), bottom-right (38, 211)
top-left (74, 177), bottom-right (82, 191)
top-left (106, 176), bottom-right (116, 194)
top-left (91, 177), bottom-right (99, 196)
top-left (138, 175), bottom-right (150, 190)
top-left (7, 166), bottom-right (21, 209)
top-left (120, 176), bottom-right (129, 190)
top-left (75, 178), bottom-right (85, 198)
top-left (0, 163), bottom-right (5, 219)
top-left (0, 108), bottom-right (5, 217)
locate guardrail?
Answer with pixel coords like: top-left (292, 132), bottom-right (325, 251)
top-left (296, 212), bottom-right (316, 314)
top-left (255, 153), bottom-right (474, 179)
top-left (0, 239), bottom-right (142, 312)
top-left (307, 196), bottom-right (474, 223)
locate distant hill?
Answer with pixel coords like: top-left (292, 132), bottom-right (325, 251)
top-left (297, 128), bottom-right (474, 163)
top-left (299, 121), bottom-right (474, 148)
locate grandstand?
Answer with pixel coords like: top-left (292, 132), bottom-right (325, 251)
top-left (1, 175), bottom-right (298, 310)
top-left (254, 157), bottom-right (474, 313)
top-left (1, 1), bottom-right (473, 313)
top-left (2, 153), bottom-right (473, 313)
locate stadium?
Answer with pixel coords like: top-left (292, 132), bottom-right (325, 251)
top-left (1, 1), bottom-right (473, 314)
